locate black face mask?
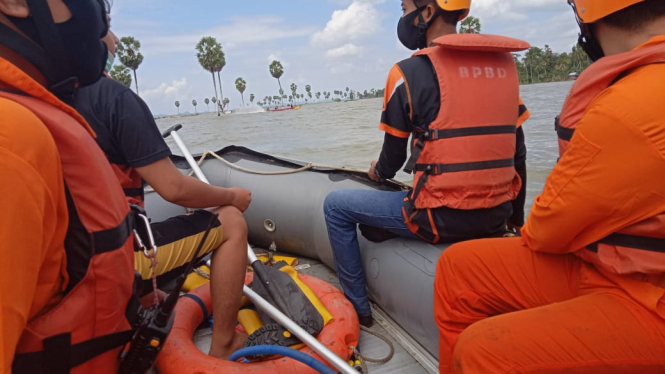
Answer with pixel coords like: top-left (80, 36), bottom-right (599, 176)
top-left (6, 0), bottom-right (108, 90)
top-left (398, 5), bottom-right (439, 51)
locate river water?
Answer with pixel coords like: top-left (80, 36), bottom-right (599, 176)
top-left (156, 80), bottom-right (574, 215)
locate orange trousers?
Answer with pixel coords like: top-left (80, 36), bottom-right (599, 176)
top-left (434, 238), bottom-right (665, 374)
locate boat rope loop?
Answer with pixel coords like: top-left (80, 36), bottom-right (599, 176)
top-left (350, 325), bottom-right (395, 373)
top-left (191, 150), bottom-right (411, 190)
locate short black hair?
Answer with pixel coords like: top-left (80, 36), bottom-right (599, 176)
top-left (602, 0), bottom-right (665, 31)
top-left (440, 9), bottom-right (464, 26)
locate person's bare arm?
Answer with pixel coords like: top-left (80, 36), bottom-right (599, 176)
top-left (136, 158), bottom-right (251, 211)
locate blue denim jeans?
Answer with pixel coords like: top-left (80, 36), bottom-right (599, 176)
top-left (323, 189), bottom-right (419, 316)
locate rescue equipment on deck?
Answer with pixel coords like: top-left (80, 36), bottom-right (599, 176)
top-left (156, 273), bottom-right (360, 374)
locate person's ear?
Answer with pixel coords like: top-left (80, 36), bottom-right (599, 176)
top-left (423, 3), bottom-right (438, 23)
top-left (0, 0), bottom-right (30, 18)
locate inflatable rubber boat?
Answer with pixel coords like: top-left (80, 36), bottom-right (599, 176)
top-left (145, 146), bottom-right (449, 361)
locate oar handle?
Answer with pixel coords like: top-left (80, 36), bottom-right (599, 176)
top-left (161, 124), bottom-right (182, 139)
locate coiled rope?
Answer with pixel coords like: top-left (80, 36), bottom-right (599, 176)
top-left (349, 325), bottom-right (395, 373)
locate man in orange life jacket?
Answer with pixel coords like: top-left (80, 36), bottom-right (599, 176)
top-left (323, 0), bottom-right (531, 327)
top-left (0, 0), bottom-right (140, 372)
top-left (433, 1), bottom-right (665, 373)
top-left (73, 10), bottom-right (250, 360)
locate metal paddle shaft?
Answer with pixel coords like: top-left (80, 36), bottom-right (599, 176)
top-left (162, 124), bottom-right (209, 184)
top-left (162, 125), bottom-right (357, 374)
top-left (243, 285), bottom-right (356, 374)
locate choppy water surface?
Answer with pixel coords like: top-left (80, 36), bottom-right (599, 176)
top-left (157, 81), bottom-right (574, 215)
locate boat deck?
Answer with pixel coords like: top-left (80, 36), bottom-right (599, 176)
top-left (154, 250), bottom-right (436, 374)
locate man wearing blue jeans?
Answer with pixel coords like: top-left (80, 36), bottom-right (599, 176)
top-left (324, 0), bottom-right (530, 327)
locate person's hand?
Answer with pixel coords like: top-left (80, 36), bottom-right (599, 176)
top-left (368, 161), bottom-right (384, 182)
top-left (229, 187), bottom-right (252, 212)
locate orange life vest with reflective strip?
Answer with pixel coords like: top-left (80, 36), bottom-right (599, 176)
top-left (555, 41), bottom-right (665, 280)
top-left (403, 34), bottom-right (528, 221)
top-left (0, 90), bottom-right (137, 374)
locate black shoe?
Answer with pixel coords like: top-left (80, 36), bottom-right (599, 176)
top-left (359, 314), bottom-right (374, 328)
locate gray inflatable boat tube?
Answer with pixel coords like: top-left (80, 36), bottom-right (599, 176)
top-left (144, 146), bottom-right (448, 357)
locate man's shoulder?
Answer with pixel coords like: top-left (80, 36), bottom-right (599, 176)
top-left (78, 77), bottom-right (134, 101)
top-left (0, 97), bottom-right (56, 152)
top-left (593, 63), bottom-right (665, 123)
top-left (0, 97), bottom-right (61, 180)
top-left (396, 55), bottom-right (434, 75)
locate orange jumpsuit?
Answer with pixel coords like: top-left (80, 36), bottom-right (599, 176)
top-left (0, 59), bottom-right (69, 373)
top-left (434, 37), bottom-right (665, 374)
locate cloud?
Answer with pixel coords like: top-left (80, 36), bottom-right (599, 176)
top-left (311, 1), bottom-right (385, 48)
top-left (139, 16), bottom-right (317, 56)
top-left (141, 78), bottom-right (188, 99)
top-left (326, 43), bottom-right (361, 58)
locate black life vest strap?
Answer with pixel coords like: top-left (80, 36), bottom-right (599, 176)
top-left (123, 187), bottom-right (145, 200)
top-left (12, 330), bottom-right (135, 374)
top-left (403, 125), bottom-right (516, 174)
top-left (403, 170), bottom-right (430, 217)
top-left (586, 233), bottom-right (665, 253)
top-left (93, 210), bottom-right (136, 254)
top-left (554, 116), bottom-right (575, 142)
top-left (415, 158), bottom-right (515, 175)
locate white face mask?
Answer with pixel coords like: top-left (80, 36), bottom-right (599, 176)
top-left (105, 50), bottom-right (115, 72)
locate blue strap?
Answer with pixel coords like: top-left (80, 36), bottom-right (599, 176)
top-left (181, 294), bottom-right (209, 322)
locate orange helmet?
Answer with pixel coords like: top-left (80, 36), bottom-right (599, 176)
top-left (436, 0), bottom-right (471, 21)
top-left (568, 0), bottom-right (646, 23)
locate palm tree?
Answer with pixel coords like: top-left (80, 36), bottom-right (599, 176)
top-left (110, 65), bottom-right (132, 88)
top-left (305, 85), bottom-right (312, 103)
top-left (269, 60), bottom-right (284, 103)
top-left (459, 16), bottom-right (482, 34)
top-left (215, 49), bottom-right (226, 113)
top-left (175, 101), bottom-right (180, 114)
top-left (250, 94), bottom-right (255, 104)
top-left (204, 98), bottom-right (210, 111)
top-left (290, 83), bottom-right (297, 102)
top-left (315, 92), bottom-right (321, 102)
top-left (117, 36), bottom-right (144, 95)
top-left (223, 98), bottom-right (229, 110)
top-left (196, 36), bottom-right (224, 116)
top-left (235, 77), bottom-right (247, 106)
top-left (192, 99), bottom-right (198, 114)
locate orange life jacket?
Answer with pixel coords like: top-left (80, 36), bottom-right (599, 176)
top-left (0, 90), bottom-right (139, 374)
top-left (555, 41), bottom-right (665, 280)
top-left (112, 164), bottom-right (145, 207)
top-left (403, 34), bottom-right (529, 221)
top-left (556, 41), bottom-right (665, 155)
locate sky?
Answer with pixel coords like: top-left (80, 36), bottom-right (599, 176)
top-left (109, 0), bottom-right (580, 115)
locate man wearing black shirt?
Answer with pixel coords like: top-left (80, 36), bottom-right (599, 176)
top-left (74, 14), bottom-right (249, 360)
